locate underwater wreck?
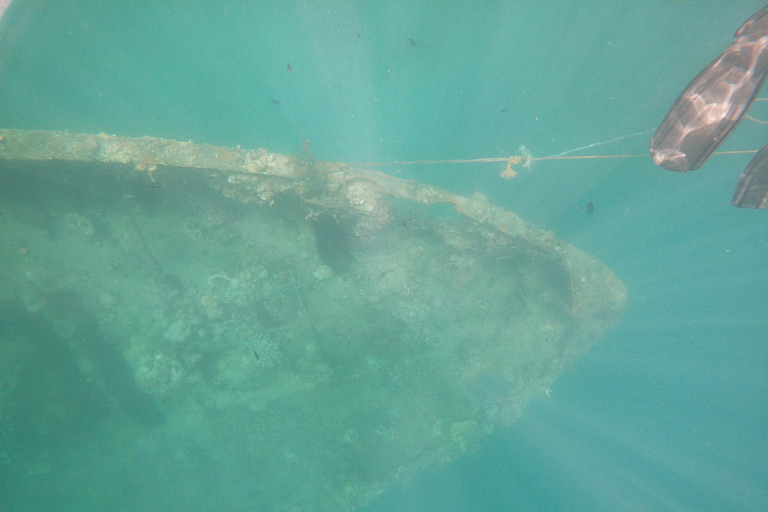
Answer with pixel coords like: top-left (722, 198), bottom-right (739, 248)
top-left (0, 129), bottom-right (626, 511)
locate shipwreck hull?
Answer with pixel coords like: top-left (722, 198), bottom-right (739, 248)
top-left (0, 130), bottom-right (626, 511)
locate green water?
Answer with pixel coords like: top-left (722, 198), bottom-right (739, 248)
top-left (0, 2), bottom-right (766, 511)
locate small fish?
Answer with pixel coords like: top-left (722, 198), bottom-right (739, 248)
top-left (587, 201), bottom-right (594, 215)
top-left (271, 98), bottom-right (281, 106)
top-left (355, 32), bottom-right (362, 42)
top-left (287, 63), bottom-right (293, 73)
top-left (408, 37), bottom-right (418, 46)
top-left (252, 348), bottom-right (259, 360)
top-left (499, 108), bottom-right (507, 113)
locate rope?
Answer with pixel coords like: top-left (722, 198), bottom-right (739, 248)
top-left (352, 149), bottom-right (758, 168)
top-left (353, 116), bottom-right (767, 171)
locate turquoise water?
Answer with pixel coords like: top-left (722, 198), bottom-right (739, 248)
top-left (0, 2), bottom-right (766, 511)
